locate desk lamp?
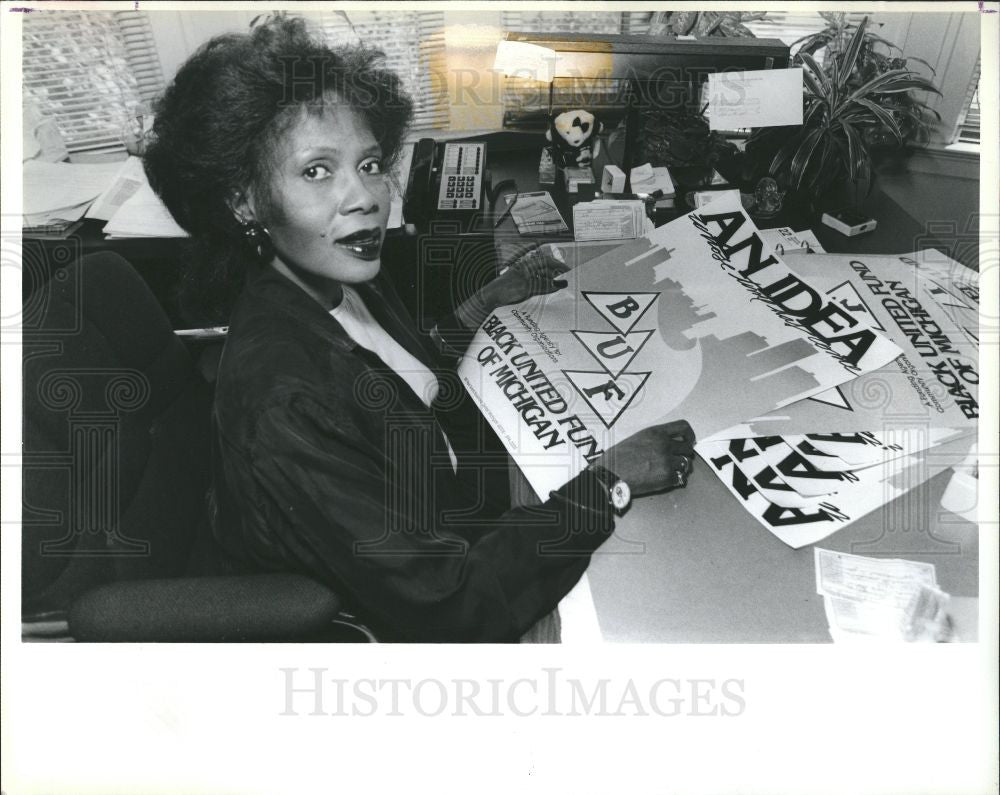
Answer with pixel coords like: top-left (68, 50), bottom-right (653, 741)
top-left (494, 38), bottom-right (643, 194)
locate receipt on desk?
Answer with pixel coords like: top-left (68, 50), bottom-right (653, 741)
top-left (572, 200), bottom-right (645, 241)
top-left (815, 548), bottom-right (937, 599)
top-left (814, 548), bottom-right (952, 641)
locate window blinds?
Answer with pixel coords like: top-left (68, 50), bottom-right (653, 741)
top-left (956, 59), bottom-right (981, 144)
top-left (744, 12), bottom-right (868, 51)
top-left (500, 11), bottom-right (625, 35)
top-left (22, 10), bottom-right (164, 154)
top-left (498, 10), bottom-right (869, 48)
top-left (315, 9), bottom-right (448, 131)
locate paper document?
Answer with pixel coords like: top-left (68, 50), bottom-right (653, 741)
top-left (104, 181), bottom-right (189, 238)
top-left (814, 548), bottom-right (952, 641)
top-left (707, 68), bottom-right (803, 130)
top-left (629, 164), bottom-right (675, 197)
top-left (23, 201), bottom-right (91, 230)
top-left (23, 159), bottom-right (123, 216)
top-left (573, 201), bottom-right (646, 241)
top-left (86, 156), bottom-right (147, 221)
top-left (693, 189), bottom-right (741, 209)
top-left (504, 192), bottom-right (568, 235)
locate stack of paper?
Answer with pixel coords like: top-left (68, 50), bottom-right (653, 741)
top-left (456, 193), bottom-right (904, 500)
top-left (572, 200), bottom-right (650, 241)
top-left (814, 548), bottom-right (952, 641)
top-left (104, 180), bottom-right (188, 238)
top-left (695, 243), bottom-right (979, 546)
top-left (23, 159), bottom-right (124, 231)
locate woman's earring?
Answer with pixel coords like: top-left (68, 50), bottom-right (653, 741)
top-left (240, 218), bottom-right (271, 260)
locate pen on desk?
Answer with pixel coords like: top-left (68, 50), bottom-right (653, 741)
top-left (598, 189), bottom-right (663, 201)
top-left (174, 326), bottom-right (229, 338)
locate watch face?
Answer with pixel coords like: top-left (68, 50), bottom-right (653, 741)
top-left (611, 480), bottom-right (631, 511)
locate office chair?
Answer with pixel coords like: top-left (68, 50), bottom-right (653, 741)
top-left (22, 251), bottom-right (369, 642)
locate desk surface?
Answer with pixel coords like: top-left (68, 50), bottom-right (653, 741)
top-left (486, 133), bottom-right (979, 643)
top-left (584, 463), bottom-right (978, 643)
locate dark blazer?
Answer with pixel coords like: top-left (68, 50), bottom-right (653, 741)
top-left (211, 263), bottom-right (616, 641)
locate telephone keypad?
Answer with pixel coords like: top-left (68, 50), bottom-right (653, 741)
top-left (436, 142), bottom-right (485, 212)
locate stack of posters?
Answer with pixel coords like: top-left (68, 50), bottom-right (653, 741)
top-left (456, 193), bottom-right (977, 548)
top-left (702, 247), bottom-right (979, 547)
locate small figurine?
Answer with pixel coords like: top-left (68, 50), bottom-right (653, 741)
top-left (538, 146), bottom-right (556, 185)
top-left (752, 177), bottom-right (785, 218)
top-left (546, 109), bottom-right (602, 169)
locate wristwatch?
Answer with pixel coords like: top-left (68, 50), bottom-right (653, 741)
top-left (588, 464), bottom-right (631, 514)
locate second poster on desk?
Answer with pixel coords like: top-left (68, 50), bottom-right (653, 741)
top-left (457, 195), bottom-right (902, 499)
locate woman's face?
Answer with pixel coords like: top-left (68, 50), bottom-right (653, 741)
top-left (254, 104), bottom-right (391, 306)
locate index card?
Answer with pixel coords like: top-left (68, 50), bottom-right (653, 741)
top-left (707, 68), bottom-right (803, 130)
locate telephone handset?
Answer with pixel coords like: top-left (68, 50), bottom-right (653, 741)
top-left (403, 138), bottom-right (488, 232)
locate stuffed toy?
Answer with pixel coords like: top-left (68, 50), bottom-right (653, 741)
top-left (546, 109), bottom-right (602, 168)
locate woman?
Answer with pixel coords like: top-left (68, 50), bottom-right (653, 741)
top-left (144, 17), bottom-right (696, 642)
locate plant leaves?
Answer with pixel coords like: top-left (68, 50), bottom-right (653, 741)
top-left (865, 34), bottom-right (902, 53)
top-left (844, 69), bottom-right (937, 104)
top-left (838, 119), bottom-right (867, 181)
top-left (902, 55), bottom-right (937, 75)
top-left (803, 98), bottom-right (827, 127)
top-left (870, 77), bottom-right (942, 95)
top-left (839, 15), bottom-right (869, 86)
top-left (770, 134), bottom-right (803, 178)
top-left (789, 127), bottom-right (826, 190)
top-left (854, 97), bottom-right (903, 143)
top-left (799, 52), bottom-right (831, 99)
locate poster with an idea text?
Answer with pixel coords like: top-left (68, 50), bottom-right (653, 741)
top-left (457, 195), bottom-right (902, 499)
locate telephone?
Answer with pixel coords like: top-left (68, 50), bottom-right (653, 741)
top-left (403, 138), bottom-right (488, 232)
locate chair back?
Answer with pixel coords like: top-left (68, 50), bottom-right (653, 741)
top-left (22, 252), bottom-right (216, 617)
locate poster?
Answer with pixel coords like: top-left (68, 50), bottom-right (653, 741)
top-left (710, 250), bottom-right (980, 438)
top-left (697, 430), bottom-right (976, 548)
top-left (458, 195), bottom-right (902, 499)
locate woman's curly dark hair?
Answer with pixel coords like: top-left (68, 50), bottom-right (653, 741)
top-left (144, 15), bottom-right (413, 323)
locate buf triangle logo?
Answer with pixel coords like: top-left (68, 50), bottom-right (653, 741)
top-left (581, 292), bottom-right (659, 335)
top-left (571, 329), bottom-right (654, 378)
top-left (563, 370), bottom-right (651, 428)
top-left (808, 384), bottom-right (853, 411)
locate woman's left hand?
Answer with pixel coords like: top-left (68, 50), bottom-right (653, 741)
top-left (488, 244), bottom-right (571, 308)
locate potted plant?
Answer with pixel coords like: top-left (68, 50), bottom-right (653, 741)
top-left (646, 10), bottom-right (768, 39)
top-left (744, 16), bottom-right (940, 206)
top-left (637, 103), bottom-right (740, 187)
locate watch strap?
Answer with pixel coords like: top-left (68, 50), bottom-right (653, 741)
top-left (587, 463), bottom-right (626, 510)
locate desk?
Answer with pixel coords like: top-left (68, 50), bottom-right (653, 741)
top-left (584, 461), bottom-right (978, 643)
top-left (483, 134), bottom-right (979, 642)
top-left (484, 131), bottom-right (968, 271)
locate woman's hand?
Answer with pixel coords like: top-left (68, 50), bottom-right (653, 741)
top-left (487, 244), bottom-right (571, 308)
top-left (593, 420), bottom-right (696, 497)
top-left (453, 244), bottom-right (571, 332)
